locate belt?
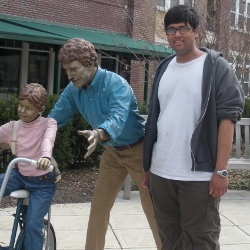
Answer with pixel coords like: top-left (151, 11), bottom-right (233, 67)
top-left (15, 166), bottom-right (56, 182)
top-left (114, 136), bottom-right (144, 151)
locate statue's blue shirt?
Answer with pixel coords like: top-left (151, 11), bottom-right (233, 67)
top-left (48, 67), bottom-right (145, 146)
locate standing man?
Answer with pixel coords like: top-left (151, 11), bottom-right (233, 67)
top-left (142, 5), bottom-right (244, 250)
top-left (48, 38), bottom-right (161, 250)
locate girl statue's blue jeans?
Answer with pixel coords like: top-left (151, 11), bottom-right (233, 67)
top-left (0, 168), bottom-right (56, 250)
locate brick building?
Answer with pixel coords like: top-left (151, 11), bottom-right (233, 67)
top-left (0, 0), bottom-right (171, 103)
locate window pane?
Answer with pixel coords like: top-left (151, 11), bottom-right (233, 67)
top-left (170, 0), bottom-right (179, 8)
top-left (245, 57), bottom-right (250, 65)
top-left (184, 0), bottom-right (193, 6)
top-left (28, 52), bottom-right (48, 90)
top-left (101, 57), bottom-right (116, 72)
top-left (238, 15), bottom-right (245, 29)
top-left (239, 0), bottom-right (246, 14)
top-left (157, 0), bottom-right (165, 7)
top-left (247, 17), bottom-right (250, 31)
top-left (60, 69), bottom-right (69, 93)
top-left (0, 49), bottom-right (20, 96)
top-left (231, 0), bottom-right (237, 12)
top-left (244, 68), bottom-right (249, 82)
top-left (236, 67), bottom-right (242, 81)
top-left (231, 12), bottom-right (236, 27)
top-left (119, 57), bottom-right (131, 84)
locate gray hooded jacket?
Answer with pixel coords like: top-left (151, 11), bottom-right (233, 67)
top-left (143, 48), bottom-right (244, 173)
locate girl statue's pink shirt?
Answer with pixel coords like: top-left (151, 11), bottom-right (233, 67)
top-left (0, 116), bottom-right (57, 176)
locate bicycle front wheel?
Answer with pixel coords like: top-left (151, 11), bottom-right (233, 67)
top-left (15, 229), bottom-right (25, 250)
top-left (43, 219), bottom-right (56, 250)
top-left (15, 219), bottom-right (56, 250)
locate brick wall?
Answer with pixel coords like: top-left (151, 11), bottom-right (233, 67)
top-left (0, 0), bottom-right (130, 34)
top-left (129, 0), bottom-right (157, 104)
top-left (131, 0), bottom-right (156, 42)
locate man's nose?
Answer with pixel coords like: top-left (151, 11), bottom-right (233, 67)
top-left (67, 70), bottom-right (73, 80)
top-left (175, 29), bottom-right (182, 36)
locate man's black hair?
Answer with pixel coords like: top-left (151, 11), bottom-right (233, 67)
top-left (164, 5), bottom-right (199, 30)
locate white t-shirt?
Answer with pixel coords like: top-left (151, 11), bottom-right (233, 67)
top-left (151, 53), bottom-right (213, 181)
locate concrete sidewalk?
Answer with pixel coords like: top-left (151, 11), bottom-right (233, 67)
top-left (1, 190), bottom-right (250, 249)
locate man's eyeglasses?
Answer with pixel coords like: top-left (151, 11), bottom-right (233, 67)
top-left (166, 26), bottom-right (194, 35)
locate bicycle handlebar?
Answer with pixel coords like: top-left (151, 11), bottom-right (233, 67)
top-left (0, 157), bottom-right (54, 203)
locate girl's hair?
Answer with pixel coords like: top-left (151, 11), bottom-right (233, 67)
top-left (164, 5), bottom-right (199, 30)
top-left (18, 83), bottom-right (47, 111)
top-left (58, 38), bottom-right (98, 67)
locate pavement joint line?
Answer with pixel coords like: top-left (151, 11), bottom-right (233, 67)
top-left (108, 222), bottom-right (123, 249)
top-left (220, 213), bottom-right (250, 237)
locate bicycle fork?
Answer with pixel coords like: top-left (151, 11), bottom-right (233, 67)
top-left (9, 198), bottom-right (25, 249)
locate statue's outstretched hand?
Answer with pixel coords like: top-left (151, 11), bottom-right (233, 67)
top-left (78, 130), bottom-right (100, 159)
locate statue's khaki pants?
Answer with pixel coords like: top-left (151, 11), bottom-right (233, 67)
top-left (85, 140), bottom-right (162, 250)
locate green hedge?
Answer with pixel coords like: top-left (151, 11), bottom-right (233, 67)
top-left (0, 95), bottom-right (103, 173)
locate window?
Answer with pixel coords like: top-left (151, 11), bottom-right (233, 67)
top-left (157, 0), bottom-right (194, 10)
top-left (101, 57), bottom-right (117, 72)
top-left (207, 0), bottom-right (217, 31)
top-left (28, 52), bottom-right (49, 90)
top-left (0, 39), bottom-right (21, 96)
top-left (0, 49), bottom-right (21, 96)
top-left (170, 0), bottom-right (180, 8)
top-left (157, 0), bottom-right (166, 8)
top-left (230, 55), bottom-right (250, 96)
top-left (230, 0), bottom-right (250, 31)
top-left (247, 2), bottom-right (250, 30)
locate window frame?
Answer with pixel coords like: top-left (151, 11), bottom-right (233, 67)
top-left (230, 0), bottom-right (250, 31)
top-left (157, 0), bottom-right (194, 11)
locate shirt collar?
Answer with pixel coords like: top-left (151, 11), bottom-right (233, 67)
top-left (88, 66), bottom-right (103, 90)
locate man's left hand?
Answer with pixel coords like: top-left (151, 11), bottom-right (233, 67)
top-left (209, 174), bottom-right (228, 198)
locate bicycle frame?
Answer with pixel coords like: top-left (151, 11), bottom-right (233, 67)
top-left (0, 157), bottom-right (55, 250)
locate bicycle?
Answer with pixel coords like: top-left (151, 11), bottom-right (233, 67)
top-left (0, 157), bottom-right (56, 250)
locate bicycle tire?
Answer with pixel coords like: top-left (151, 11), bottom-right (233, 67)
top-left (15, 229), bottom-right (25, 250)
top-left (43, 219), bottom-right (56, 250)
top-left (14, 219), bottom-right (56, 250)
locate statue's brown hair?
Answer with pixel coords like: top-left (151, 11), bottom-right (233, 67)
top-left (18, 83), bottom-right (47, 111)
top-left (58, 38), bottom-right (98, 67)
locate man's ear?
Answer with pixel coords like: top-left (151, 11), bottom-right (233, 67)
top-left (39, 106), bottom-right (46, 115)
top-left (88, 62), bottom-right (95, 70)
top-left (194, 27), bottom-right (199, 38)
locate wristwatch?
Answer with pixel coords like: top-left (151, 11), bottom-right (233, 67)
top-left (214, 170), bottom-right (228, 177)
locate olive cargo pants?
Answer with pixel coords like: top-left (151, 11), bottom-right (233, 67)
top-left (150, 173), bottom-right (221, 250)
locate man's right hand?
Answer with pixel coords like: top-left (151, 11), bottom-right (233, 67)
top-left (78, 130), bottom-right (100, 159)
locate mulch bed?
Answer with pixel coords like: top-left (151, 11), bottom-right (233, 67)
top-left (0, 166), bottom-right (99, 209)
top-left (0, 165), bottom-right (249, 209)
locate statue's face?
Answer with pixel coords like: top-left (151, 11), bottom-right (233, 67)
top-left (17, 99), bottom-right (41, 123)
top-left (62, 60), bottom-right (95, 87)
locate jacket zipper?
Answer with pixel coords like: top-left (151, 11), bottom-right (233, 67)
top-left (191, 58), bottom-right (216, 171)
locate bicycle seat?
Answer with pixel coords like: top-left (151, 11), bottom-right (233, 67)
top-left (10, 190), bottom-right (30, 199)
